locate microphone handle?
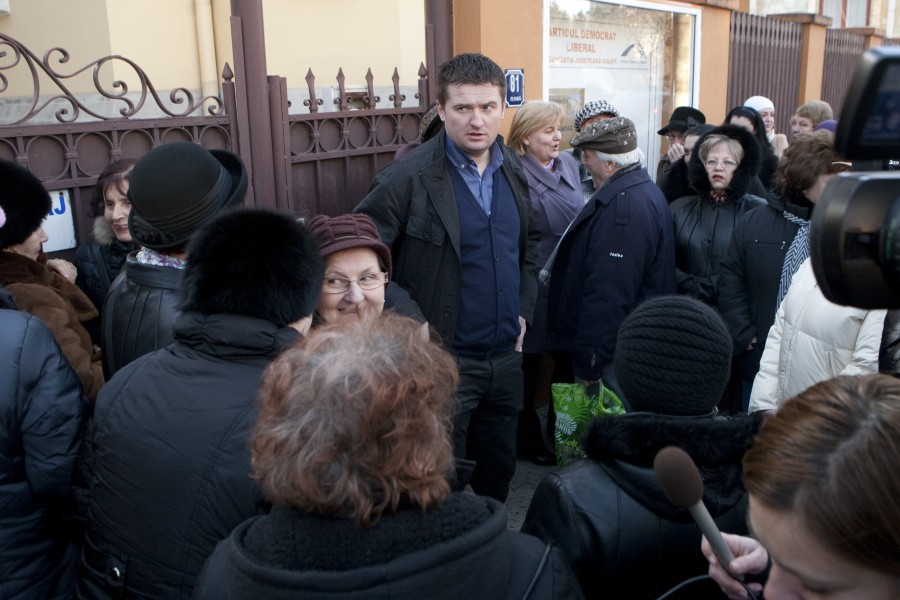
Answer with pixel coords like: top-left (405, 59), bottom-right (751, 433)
top-left (688, 501), bottom-right (744, 582)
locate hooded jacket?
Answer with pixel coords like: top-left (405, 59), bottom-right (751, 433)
top-left (669, 124), bottom-right (767, 305)
top-left (0, 309), bottom-right (88, 600)
top-left (522, 412), bottom-right (761, 599)
top-left (78, 311), bottom-right (298, 600)
top-left (193, 493), bottom-right (583, 600)
top-left (723, 106), bottom-right (780, 191)
top-left (0, 251), bottom-right (104, 398)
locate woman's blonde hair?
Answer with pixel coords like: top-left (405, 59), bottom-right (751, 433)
top-left (507, 101), bottom-right (565, 155)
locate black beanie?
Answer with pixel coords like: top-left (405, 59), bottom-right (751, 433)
top-left (0, 160), bottom-right (51, 250)
top-left (180, 208), bottom-right (324, 326)
top-left (613, 295), bottom-right (732, 416)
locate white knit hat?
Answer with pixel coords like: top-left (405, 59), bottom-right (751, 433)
top-left (744, 95), bottom-right (775, 113)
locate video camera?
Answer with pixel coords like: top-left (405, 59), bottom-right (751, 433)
top-left (810, 47), bottom-right (900, 309)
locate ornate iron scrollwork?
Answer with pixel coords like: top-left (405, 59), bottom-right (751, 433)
top-left (0, 33), bottom-right (224, 125)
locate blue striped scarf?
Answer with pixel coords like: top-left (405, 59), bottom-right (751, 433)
top-left (776, 211), bottom-right (809, 310)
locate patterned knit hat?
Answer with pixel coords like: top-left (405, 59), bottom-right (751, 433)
top-left (573, 99), bottom-right (620, 133)
top-left (307, 213), bottom-right (392, 278)
top-left (613, 295), bottom-right (732, 416)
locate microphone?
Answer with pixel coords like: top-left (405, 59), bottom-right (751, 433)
top-left (653, 445), bottom-right (743, 582)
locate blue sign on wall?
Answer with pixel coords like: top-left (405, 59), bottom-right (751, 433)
top-left (505, 69), bottom-right (524, 108)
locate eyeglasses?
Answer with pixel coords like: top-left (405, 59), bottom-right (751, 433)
top-left (665, 133), bottom-right (684, 142)
top-left (704, 158), bottom-right (738, 169)
top-left (322, 272), bottom-right (389, 294)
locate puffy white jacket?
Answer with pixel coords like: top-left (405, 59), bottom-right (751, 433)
top-left (749, 258), bottom-right (885, 412)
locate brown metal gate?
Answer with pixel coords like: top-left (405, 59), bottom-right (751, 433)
top-left (727, 12), bottom-right (803, 136)
top-left (0, 1), bottom-right (436, 251)
top-left (821, 28), bottom-right (866, 119)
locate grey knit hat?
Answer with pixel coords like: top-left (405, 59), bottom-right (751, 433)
top-left (613, 295), bottom-right (732, 416)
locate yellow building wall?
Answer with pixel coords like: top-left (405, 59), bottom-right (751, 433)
top-left (0, 0), bottom-right (425, 103)
top-left (453, 0), bottom-right (544, 133)
top-left (0, 0), bottom-right (112, 96)
top-left (260, 0), bottom-right (426, 87)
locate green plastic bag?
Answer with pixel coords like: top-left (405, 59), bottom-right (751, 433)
top-left (552, 381), bottom-right (625, 466)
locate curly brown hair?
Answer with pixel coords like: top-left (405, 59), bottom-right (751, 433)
top-left (252, 314), bottom-right (458, 526)
top-left (775, 130), bottom-right (841, 201)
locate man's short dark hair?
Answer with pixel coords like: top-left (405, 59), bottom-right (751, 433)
top-left (436, 53), bottom-right (505, 105)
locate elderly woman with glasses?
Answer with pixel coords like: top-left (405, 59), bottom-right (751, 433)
top-left (306, 213), bottom-right (392, 325)
top-left (670, 124), bottom-right (767, 308)
top-left (669, 125), bottom-right (768, 413)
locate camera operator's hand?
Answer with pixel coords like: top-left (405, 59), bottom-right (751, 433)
top-left (702, 533), bottom-right (767, 599)
top-left (667, 141), bottom-right (685, 164)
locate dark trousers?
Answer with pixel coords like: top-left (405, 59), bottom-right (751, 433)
top-left (454, 351), bottom-right (522, 502)
top-left (519, 351), bottom-right (573, 453)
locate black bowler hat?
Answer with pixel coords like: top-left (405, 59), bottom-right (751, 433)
top-left (657, 106), bottom-right (706, 136)
top-left (127, 142), bottom-right (248, 252)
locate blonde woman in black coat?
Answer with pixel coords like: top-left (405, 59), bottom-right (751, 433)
top-left (669, 124), bottom-right (767, 307)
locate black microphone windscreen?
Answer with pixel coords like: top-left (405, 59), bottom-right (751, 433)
top-left (653, 445), bottom-right (704, 508)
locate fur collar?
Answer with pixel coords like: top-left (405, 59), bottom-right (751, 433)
top-left (238, 492), bottom-right (497, 572)
top-left (687, 123), bottom-right (761, 201)
top-left (0, 250), bottom-right (98, 318)
top-left (91, 215), bottom-right (117, 246)
top-left (584, 411), bottom-right (763, 467)
top-left (584, 412), bottom-right (763, 517)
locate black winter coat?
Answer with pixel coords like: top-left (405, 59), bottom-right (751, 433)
top-left (101, 252), bottom-right (181, 378)
top-left (79, 311), bottom-right (298, 600)
top-left (718, 193), bottom-right (813, 367)
top-left (194, 493), bottom-right (583, 600)
top-left (73, 216), bottom-right (136, 325)
top-left (522, 412), bottom-right (762, 599)
top-left (354, 134), bottom-right (541, 347)
top-left (1, 309), bottom-right (88, 600)
top-left (670, 124), bottom-right (767, 305)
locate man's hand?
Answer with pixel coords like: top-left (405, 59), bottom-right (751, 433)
top-left (702, 533), bottom-right (768, 599)
top-left (666, 141), bottom-right (685, 164)
top-left (515, 316), bottom-right (527, 352)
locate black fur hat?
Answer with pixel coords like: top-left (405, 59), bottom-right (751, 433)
top-left (0, 160), bottom-right (51, 250)
top-left (686, 123), bottom-right (761, 199)
top-left (180, 208), bottom-right (324, 326)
